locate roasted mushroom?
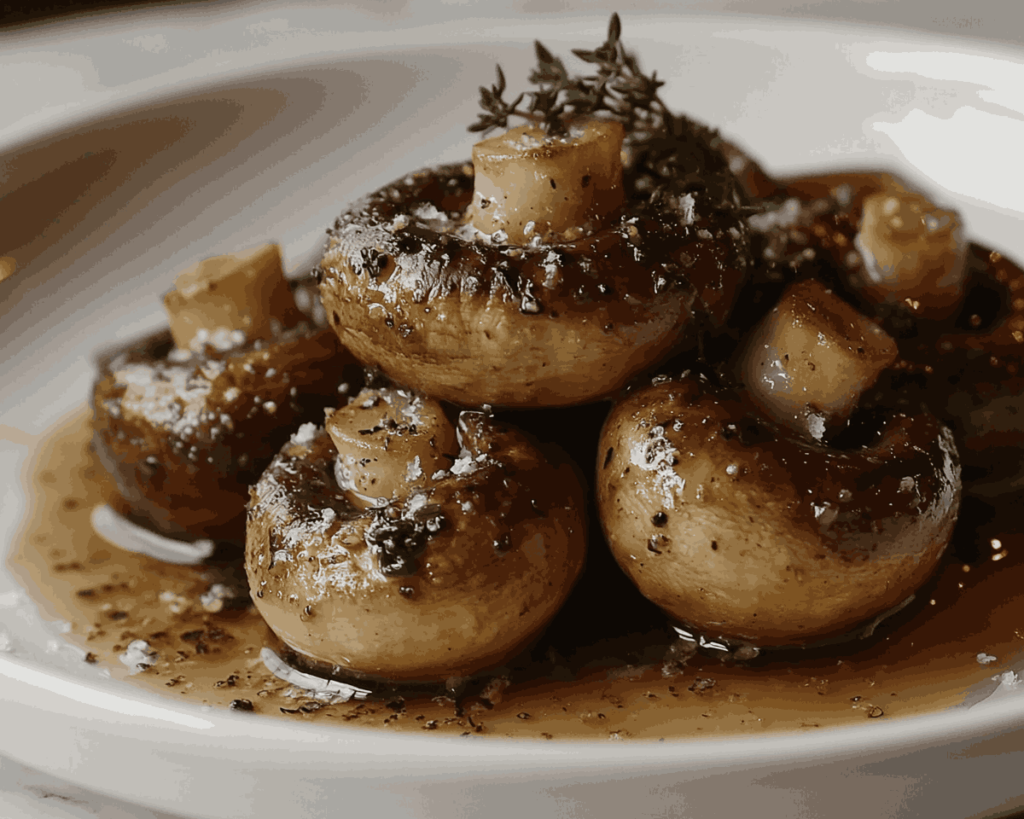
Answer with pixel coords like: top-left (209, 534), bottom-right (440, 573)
top-left (318, 22), bottom-right (755, 409)
top-left (750, 174), bottom-right (1024, 496)
top-left (749, 173), bottom-right (967, 319)
top-left (246, 386), bottom-right (588, 682)
top-left (597, 282), bottom-right (961, 647)
top-left (319, 168), bottom-right (747, 408)
top-left (92, 245), bottom-right (360, 545)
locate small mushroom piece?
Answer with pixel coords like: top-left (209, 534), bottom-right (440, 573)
top-left (163, 244), bottom-right (304, 350)
top-left (325, 387), bottom-right (458, 509)
top-left (855, 187), bottom-right (968, 317)
top-left (247, 406), bottom-right (587, 682)
top-left (596, 372), bottom-right (961, 648)
top-left (471, 118), bottom-right (625, 244)
top-left (747, 174), bottom-right (968, 323)
top-left (92, 258), bottom-right (358, 546)
top-left (91, 326), bottom-right (356, 545)
top-left (737, 279), bottom-right (897, 440)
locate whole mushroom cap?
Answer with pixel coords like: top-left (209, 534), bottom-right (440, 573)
top-left (246, 415), bottom-right (588, 682)
top-left (597, 372), bottom-right (961, 648)
top-left (318, 164), bottom-right (749, 408)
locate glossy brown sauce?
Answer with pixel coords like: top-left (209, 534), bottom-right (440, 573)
top-left (8, 410), bottom-right (1024, 740)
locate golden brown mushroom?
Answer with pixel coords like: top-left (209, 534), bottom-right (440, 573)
top-left (597, 282), bottom-right (961, 648)
top-left (319, 107), bottom-right (750, 410)
top-left (748, 173), bottom-right (1024, 497)
top-left (246, 388), bottom-right (587, 682)
top-left (91, 246), bottom-right (360, 545)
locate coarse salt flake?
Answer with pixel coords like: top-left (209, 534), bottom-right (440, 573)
top-left (292, 423), bottom-right (319, 445)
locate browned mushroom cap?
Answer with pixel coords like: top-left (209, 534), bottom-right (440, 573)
top-left (318, 164), bottom-right (749, 408)
top-left (706, 173), bottom-right (899, 348)
top-left (744, 173), bottom-right (901, 302)
top-left (747, 173), bottom-right (967, 319)
top-left (749, 172), bottom-right (1024, 497)
top-left (246, 410), bottom-right (587, 682)
top-left (91, 320), bottom-right (360, 545)
top-left (596, 372), bottom-right (960, 648)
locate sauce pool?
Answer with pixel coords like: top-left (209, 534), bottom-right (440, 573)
top-left (7, 409), bottom-right (1024, 740)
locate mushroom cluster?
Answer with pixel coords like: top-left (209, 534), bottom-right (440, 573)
top-left (89, 16), bottom-right (1021, 686)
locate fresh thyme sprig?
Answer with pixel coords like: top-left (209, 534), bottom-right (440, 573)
top-left (469, 13), bottom-right (745, 212)
top-left (470, 14), bottom-right (645, 137)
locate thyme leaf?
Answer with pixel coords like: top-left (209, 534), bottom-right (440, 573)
top-left (468, 66), bottom-right (525, 133)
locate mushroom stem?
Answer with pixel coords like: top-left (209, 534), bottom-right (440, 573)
top-left (855, 186), bottom-right (968, 317)
top-left (738, 279), bottom-right (897, 440)
top-left (470, 118), bottom-right (625, 244)
top-left (325, 388), bottom-right (458, 509)
top-left (163, 244), bottom-right (302, 351)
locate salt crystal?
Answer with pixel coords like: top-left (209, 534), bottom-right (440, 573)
top-left (200, 584), bottom-right (234, 613)
top-left (120, 640), bottom-right (158, 673)
top-left (292, 422), bottom-right (319, 445)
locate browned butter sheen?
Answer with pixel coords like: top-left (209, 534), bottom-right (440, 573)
top-left (8, 410), bottom-right (1024, 740)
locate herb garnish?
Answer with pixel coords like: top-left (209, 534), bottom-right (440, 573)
top-left (470, 13), bottom-right (746, 213)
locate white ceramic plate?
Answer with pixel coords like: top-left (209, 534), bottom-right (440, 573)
top-left (3, 11), bottom-right (1024, 819)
